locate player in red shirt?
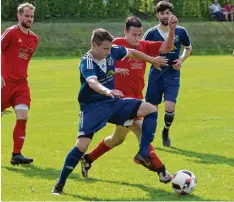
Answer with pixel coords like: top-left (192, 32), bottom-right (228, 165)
top-left (80, 16), bottom-right (177, 183)
top-left (1, 2), bottom-right (39, 165)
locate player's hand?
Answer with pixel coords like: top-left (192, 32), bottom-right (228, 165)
top-left (172, 58), bottom-right (183, 70)
top-left (116, 68), bottom-right (129, 76)
top-left (151, 56), bottom-right (169, 71)
top-left (1, 76), bottom-right (5, 89)
top-left (105, 89), bottom-right (124, 98)
top-left (168, 15), bottom-right (178, 30)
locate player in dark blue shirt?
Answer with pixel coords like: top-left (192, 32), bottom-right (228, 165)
top-left (52, 28), bottom-right (171, 195)
top-left (143, 1), bottom-right (192, 147)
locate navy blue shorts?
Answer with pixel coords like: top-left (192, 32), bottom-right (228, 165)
top-left (78, 98), bottom-right (142, 137)
top-left (146, 80), bottom-right (180, 105)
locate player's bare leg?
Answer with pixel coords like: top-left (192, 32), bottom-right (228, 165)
top-left (10, 105), bottom-right (33, 165)
top-left (81, 125), bottom-right (130, 177)
top-left (162, 101), bottom-right (176, 147)
top-left (223, 12), bottom-right (229, 21)
top-left (105, 126), bottom-right (130, 148)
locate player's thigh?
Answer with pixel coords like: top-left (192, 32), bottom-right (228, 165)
top-left (1, 83), bottom-right (13, 112)
top-left (78, 99), bottom-right (118, 136)
top-left (108, 98), bottom-right (142, 126)
top-left (112, 125), bottom-right (129, 142)
top-left (79, 108), bottom-right (110, 137)
top-left (145, 81), bottom-right (164, 105)
top-left (137, 102), bottom-right (157, 117)
top-left (164, 84), bottom-right (180, 106)
top-left (129, 119), bottom-right (143, 143)
top-left (13, 82), bottom-right (31, 109)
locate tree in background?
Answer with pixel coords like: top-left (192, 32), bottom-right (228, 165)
top-left (1, 0), bottom-right (234, 21)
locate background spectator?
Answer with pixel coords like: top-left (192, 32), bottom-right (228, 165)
top-left (223, 1), bottom-right (234, 21)
top-left (209, 0), bottom-right (225, 21)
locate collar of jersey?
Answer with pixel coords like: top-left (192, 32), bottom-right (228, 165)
top-left (156, 25), bottom-right (169, 41)
top-left (87, 51), bottom-right (107, 73)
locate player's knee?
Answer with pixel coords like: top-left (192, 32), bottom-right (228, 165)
top-left (137, 102), bottom-right (157, 117)
top-left (113, 138), bottom-right (125, 147)
top-left (105, 135), bottom-right (125, 147)
top-left (165, 103), bottom-right (175, 112)
top-left (15, 111), bottom-right (28, 120)
top-left (76, 137), bottom-right (92, 152)
top-left (15, 105), bottom-right (29, 120)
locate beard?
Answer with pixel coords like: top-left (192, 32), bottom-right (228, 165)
top-left (160, 19), bottom-right (169, 26)
top-left (21, 21), bottom-right (31, 29)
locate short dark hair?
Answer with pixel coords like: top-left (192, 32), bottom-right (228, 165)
top-left (91, 28), bottom-right (114, 46)
top-left (125, 16), bottom-right (142, 31)
top-left (155, 1), bottom-right (173, 13)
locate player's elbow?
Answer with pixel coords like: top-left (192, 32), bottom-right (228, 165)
top-left (166, 45), bottom-right (174, 52)
top-left (87, 78), bottom-right (96, 88)
top-left (126, 49), bottom-right (137, 58)
top-left (186, 46), bottom-right (193, 54)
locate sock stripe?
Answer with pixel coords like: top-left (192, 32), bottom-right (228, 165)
top-left (165, 111), bottom-right (174, 116)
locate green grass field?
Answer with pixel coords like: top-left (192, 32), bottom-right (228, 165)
top-left (1, 56), bottom-right (234, 201)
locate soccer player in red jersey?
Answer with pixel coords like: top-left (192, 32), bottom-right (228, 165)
top-left (1, 2), bottom-right (39, 165)
top-left (80, 15), bottom-right (177, 183)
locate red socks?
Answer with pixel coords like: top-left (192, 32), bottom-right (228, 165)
top-left (89, 139), bottom-right (112, 161)
top-left (88, 139), bottom-right (163, 169)
top-left (13, 120), bottom-right (27, 153)
top-left (149, 144), bottom-right (163, 168)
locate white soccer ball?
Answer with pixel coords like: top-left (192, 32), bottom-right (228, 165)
top-left (171, 170), bottom-right (197, 195)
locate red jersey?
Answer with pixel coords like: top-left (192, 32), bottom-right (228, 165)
top-left (113, 38), bottom-right (162, 99)
top-left (1, 25), bottom-right (39, 81)
top-left (224, 4), bottom-right (233, 11)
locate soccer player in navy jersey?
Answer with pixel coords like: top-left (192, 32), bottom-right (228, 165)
top-left (80, 15), bottom-right (178, 184)
top-left (52, 28), bottom-right (172, 195)
top-left (143, 1), bottom-right (192, 147)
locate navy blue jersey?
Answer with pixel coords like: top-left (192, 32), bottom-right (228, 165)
top-left (78, 45), bottom-right (127, 109)
top-left (143, 25), bottom-right (191, 79)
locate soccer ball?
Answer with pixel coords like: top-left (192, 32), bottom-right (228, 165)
top-left (171, 170), bottom-right (197, 195)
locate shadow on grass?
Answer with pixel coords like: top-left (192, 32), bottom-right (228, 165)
top-left (2, 164), bottom-right (207, 201)
top-left (156, 146), bottom-right (234, 167)
top-left (66, 177), bottom-right (206, 201)
top-left (2, 110), bottom-right (13, 115)
top-left (2, 164), bottom-right (81, 181)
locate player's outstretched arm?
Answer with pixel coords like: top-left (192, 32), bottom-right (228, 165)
top-left (126, 49), bottom-right (168, 71)
top-left (87, 77), bottom-right (124, 98)
top-left (159, 15), bottom-right (178, 53)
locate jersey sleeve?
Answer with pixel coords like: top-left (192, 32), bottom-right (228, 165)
top-left (143, 30), bottom-right (153, 41)
top-left (111, 45), bottom-right (128, 60)
top-left (181, 28), bottom-right (191, 48)
top-left (1, 28), bottom-right (13, 51)
top-left (144, 40), bottom-right (163, 56)
top-left (112, 38), bottom-right (122, 46)
top-left (80, 57), bottom-right (97, 81)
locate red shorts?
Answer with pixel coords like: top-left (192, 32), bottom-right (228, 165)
top-left (1, 80), bottom-right (31, 112)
